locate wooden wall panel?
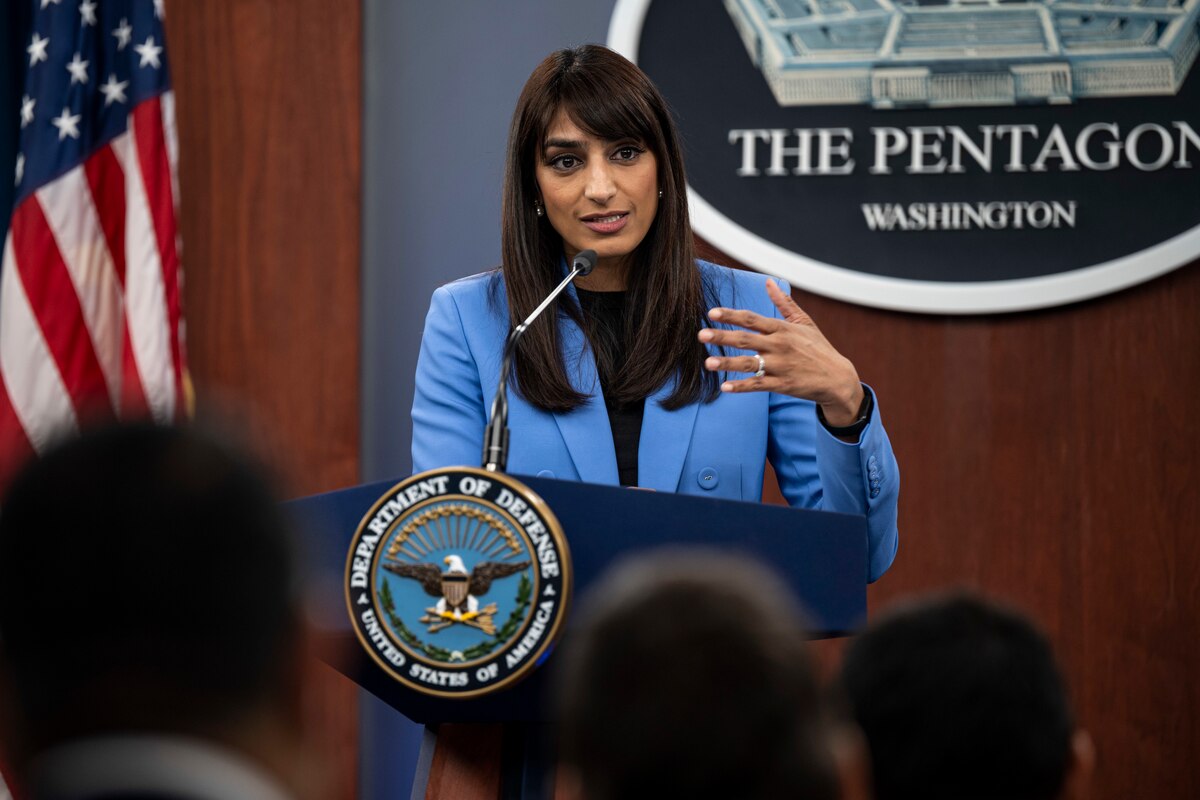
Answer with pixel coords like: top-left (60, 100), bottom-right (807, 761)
top-left (164, 1), bottom-right (360, 497)
top-left (698, 237), bottom-right (1200, 800)
top-left (163, 3), bottom-right (361, 799)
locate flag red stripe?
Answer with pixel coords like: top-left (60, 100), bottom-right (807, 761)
top-left (84, 144), bottom-right (128, 287)
top-left (84, 142), bottom-right (151, 417)
top-left (0, 368), bottom-right (37, 490)
top-left (9, 199), bottom-right (116, 424)
top-left (133, 99), bottom-right (186, 420)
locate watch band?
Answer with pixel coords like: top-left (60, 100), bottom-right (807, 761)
top-left (817, 385), bottom-right (874, 438)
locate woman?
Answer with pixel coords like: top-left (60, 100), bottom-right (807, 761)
top-left (411, 45), bottom-right (898, 581)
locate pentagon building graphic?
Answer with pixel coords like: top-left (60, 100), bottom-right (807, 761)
top-left (725, 0), bottom-right (1200, 107)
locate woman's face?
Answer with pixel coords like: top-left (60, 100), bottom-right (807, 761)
top-left (534, 109), bottom-right (659, 282)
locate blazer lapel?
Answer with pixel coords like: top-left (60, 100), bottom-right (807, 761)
top-left (551, 310), bottom-right (619, 485)
top-left (638, 376), bottom-right (700, 492)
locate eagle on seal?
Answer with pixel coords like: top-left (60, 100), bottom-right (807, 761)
top-left (384, 554), bottom-right (530, 619)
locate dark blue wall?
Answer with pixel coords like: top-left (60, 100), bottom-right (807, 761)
top-left (361, 1), bottom-right (617, 484)
top-left (360, 4), bottom-right (617, 798)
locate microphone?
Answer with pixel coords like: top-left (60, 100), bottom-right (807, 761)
top-left (571, 249), bottom-right (596, 278)
top-left (482, 249), bottom-right (597, 472)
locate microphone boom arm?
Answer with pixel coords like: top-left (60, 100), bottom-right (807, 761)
top-left (482, 250), bottom-right (596, 472)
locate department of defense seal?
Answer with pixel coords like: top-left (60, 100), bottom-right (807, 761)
top-left (344, 467), bottom-right (571, 699)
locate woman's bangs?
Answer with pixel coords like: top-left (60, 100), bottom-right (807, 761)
top-left (556, 80), bottom-right (656, 147)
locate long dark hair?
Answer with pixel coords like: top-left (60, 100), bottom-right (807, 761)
top-left (500, 45), bottom-right (718, 413)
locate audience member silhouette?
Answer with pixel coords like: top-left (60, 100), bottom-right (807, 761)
top-left (555, 549), bottom-right (845, 800)
top-left (839, 593), bottom-right (1094, 800)
top-left (0, 424), bottom-right (312, 800)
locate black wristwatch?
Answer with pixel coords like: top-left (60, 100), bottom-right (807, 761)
top-left (817, 385), bottom-right (874, 439)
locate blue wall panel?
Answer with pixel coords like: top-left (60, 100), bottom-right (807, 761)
top-left (360, 4), bottom-right (616, 797)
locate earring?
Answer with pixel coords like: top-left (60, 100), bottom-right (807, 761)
top-left (658, 189), bottom-right (664, 199)
top-left (535, 202), bottom-right (544, 218)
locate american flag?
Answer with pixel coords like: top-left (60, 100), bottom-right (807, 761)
top-left (0, 0), bottom-right (188, 487)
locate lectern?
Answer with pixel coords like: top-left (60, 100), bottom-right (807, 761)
top-left (290, 473), bottom-right (868, 798)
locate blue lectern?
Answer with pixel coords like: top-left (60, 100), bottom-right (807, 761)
top-left (289, 473), bottom-right (868, 796)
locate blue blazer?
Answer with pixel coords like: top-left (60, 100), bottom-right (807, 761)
top-left (412, 261), bottom-right (898, 581)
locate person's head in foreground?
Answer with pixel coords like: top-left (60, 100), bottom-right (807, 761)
top-left (555, 549), bottom-right (843, 800)
top-left (838, 592), bottom-right (1094, 800)
top-left (0, 423), bottom-right (309, 799)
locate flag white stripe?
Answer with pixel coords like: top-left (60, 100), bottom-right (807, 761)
top-left (161, 91), bottom-right (181, 215)
top-left (159, 91), bottom-right (187, 398)
top-left (111, 127), bottom-right (175, 422)
top-left (36, 165), bottom-right (126, 413)
top-left (0, 234), bottom-right (79, 452)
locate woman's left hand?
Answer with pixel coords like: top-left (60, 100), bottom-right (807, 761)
top-left (698, 280), bottom-right (864, 427)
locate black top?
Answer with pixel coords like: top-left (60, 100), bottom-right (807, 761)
top-left (575, 287), bottom-right (644, 487)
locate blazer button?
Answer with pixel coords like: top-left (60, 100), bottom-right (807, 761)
top-left (696, 467), bottom-right (719, 490)
top-left (536, 470), bottom-right (555, 479)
